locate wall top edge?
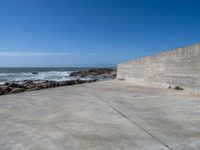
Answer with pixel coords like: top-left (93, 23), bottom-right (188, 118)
top-left (118, 42), bottom-right (200, 65)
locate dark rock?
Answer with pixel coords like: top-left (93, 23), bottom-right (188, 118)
top-left (9, 83), bottom-right (23, 88)
top-left (26, 87), bottom-right (40, 92)
top-left (36, 82), bottom-right (48, 89)
top-left (32, 72), bottom-right (38, 74)
top-left (49, 81), bottom-right (57, 87)
top-left (69, 68), bottom-right (116, 79)
top-left (0, 79), bottom-right (97, 96)
top-left (9, 88), bottom-right (26, 94)
top-left (58, 81), bottom-right (66, 86)
top-left (87, 79), bottom-right (97, 83)
top-left (0, 86), bottom-right (12, 95)
top-left (3, 82), bottom-right (10, 86)
top-left (35, 81), bottom-right (57, 89)
top-left (22, 80), bottom-right (36, 89)
top-left (24, 80), bottom-right (34, 84)
top-left (65, 80), bottom-right (76, 85)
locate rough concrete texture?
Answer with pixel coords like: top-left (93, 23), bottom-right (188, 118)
top-left (117, 43), bottom-right (200, 92)
top-left (0, 80), bottom-right (200, 150)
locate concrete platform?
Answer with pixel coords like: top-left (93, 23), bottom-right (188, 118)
top-left (0, 80), bottom-right (199, 150)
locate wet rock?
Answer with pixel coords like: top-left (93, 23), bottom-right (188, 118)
top-left (8, 83), bottom-right (23, 88)
top-left (32, 72), bottom-right (38, 74)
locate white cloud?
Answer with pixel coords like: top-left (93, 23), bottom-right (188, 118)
top-left (0, 51), bottom-right (70, 57)
top-left (0, 51), bottom-right (151, 57)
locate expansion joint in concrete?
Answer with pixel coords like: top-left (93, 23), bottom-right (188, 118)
top-left (93, 93), bottom-right (173, 150)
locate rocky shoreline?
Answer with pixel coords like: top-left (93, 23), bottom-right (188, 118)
top-left (0, 68), bottom-right (116, 96)
top-left (0, 79), bottom-right (96, 95)
top-left (69, 68), bottom-right (116, 79)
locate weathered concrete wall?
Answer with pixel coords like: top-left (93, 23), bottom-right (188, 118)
top-left (117, 43), bottom-right (200, 92)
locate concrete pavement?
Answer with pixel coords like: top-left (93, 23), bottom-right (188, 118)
top-left (0, 80), bottom-right (199, 150)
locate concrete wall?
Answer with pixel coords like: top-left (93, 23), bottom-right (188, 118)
top-left (117, 43), bottom-right (200, 92)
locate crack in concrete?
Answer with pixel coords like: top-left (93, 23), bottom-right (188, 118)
top-left (93, 93), bottom-right (173, 150)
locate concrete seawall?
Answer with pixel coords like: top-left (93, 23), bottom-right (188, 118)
top-left (117, 43), bottom-right (200, 92)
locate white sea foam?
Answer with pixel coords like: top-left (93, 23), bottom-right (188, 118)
top-left (0, 71), bottom-right (83, 84)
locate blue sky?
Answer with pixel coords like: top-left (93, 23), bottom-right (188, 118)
top-left (0, 0), bottom-right (200, 67)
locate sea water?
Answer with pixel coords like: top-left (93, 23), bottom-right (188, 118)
top-left (0, 67), bottom-right (91, 85)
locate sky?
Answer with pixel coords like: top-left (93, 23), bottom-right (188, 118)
top-left (0, 0), bottom-right (200, 67)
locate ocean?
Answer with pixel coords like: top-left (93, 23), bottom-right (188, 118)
top-left (0, 67), bottom-right (92, 85)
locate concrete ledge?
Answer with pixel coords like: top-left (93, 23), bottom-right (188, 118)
top-left (0, 80), bottom-right (199, 149)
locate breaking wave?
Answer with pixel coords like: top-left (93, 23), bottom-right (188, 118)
top-left (0, 71), bottom-right (81, 84)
